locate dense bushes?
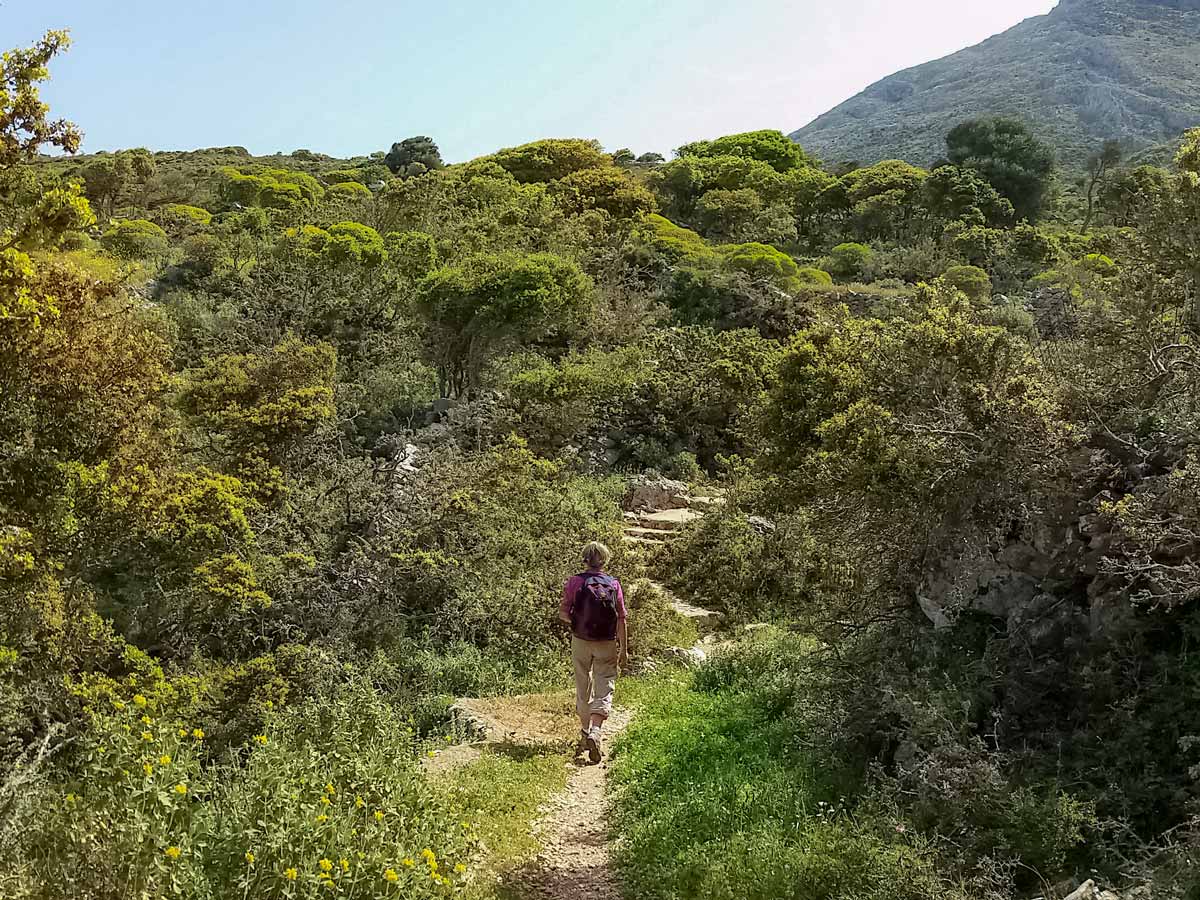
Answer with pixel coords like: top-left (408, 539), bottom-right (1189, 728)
top-left (100, 217), bottom-right (169, 258)
top-left (6, 684), bottom-right (475, 899)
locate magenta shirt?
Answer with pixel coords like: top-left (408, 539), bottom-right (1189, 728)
top-left (561, 571), bottom-right (627, 637)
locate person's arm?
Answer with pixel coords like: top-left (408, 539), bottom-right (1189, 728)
top-left (559, 578), bottom-right (575, 624)
top-left (616, 580), bottom-right (629, 666)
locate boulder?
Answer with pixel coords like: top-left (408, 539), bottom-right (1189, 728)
top-left (746, 515), bottom-right (776, 535)
top-left (973, 572), bottom-right (1040, 619)
top-left (667, 646), bottom-right (707, 667)
top-left (623, 475), bottom-right (691, 512)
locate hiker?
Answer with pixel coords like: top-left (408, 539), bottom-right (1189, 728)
top-left (559, 541), bottom-right (628, 764)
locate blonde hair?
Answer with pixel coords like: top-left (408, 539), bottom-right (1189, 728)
top-left (582, 541), bottom-right (611, 570)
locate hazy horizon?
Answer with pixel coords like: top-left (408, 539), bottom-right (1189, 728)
top-left (7, 0), bottom-right (1057, 162)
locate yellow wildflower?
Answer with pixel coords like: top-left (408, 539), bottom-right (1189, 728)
top-left (140, 715), bottom-right (152, 726)
top-left (133, 694), bottom-right (147, 707)
top-left (427, 750), bottom-right (436, 758)
top-left (253, 734), bottom-right (268, 745)
top-left (192, 728), bottom-right (204, 740)
top-left (340, 858), bottom-right (349, 872)
top-left (141, 731), bottom-right (154, 742)
top-left (143, 763), bottom-right (154, 777)
top-left (164, 846), bottom-right (181, 859)
top-left (325, 782), bottom-right (335, 795)
top-left (316, 814), bottom-right (328, 824)
top-left (384, 868), bottom-right (399, 883)
top-left (178, 728), bottom-right (188, 738)
top-left (454, 863), bottom-right (466, 873)
top-left (374, 810), bottom-right (384, 822)
top-left (65, 793), bottom-right (76, 803)
top-left (113, 700), bottom-right (126, 710)
top-left (320, 795), bottom-right (332, 806)
top-left (402, 858), bottom-right (414, 868)
top-left (174, 783), bottom-right (188, 795)
top-left (245, 851), bottom-right (256, 865)
top-left (159, 755), bottom-right (171, 766)
top-left (444, 734), bottom-right (452, 742)
top-left (355, 795), bottom-right (365, 808)
top-left (420, 848), bottom-right (434, 860)
top-left (319, 858), bottom-right (333, 872)
top-left (283, 867), bottom-right (298, 881)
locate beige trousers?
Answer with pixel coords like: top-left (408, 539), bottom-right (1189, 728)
top-left (572, 636), bottom-right (619, 725)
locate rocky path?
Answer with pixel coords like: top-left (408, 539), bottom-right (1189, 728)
top-left (496, 482), bottom-right (724, 899)
top-left (500, 708), bottom-right (632, 900)
top-left (430, 478), bottom-right (726, 900)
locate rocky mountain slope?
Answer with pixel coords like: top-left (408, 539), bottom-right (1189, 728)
top-left (790, 0), bottom-right (1200, 169)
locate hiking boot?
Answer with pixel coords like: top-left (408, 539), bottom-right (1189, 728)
top-left (585, 727), bottom-right (602, 764)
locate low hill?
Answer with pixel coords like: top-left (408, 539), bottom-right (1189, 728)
top-left (790, 0), bottom-right (1200, 169)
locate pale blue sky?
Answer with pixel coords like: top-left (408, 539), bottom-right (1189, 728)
top-left (5, 0), bottom-right (1057, 162)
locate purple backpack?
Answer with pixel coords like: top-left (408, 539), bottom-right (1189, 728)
top-left (572, 572), bottom-right (620, 641)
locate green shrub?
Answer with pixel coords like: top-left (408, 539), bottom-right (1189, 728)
top-left (644, 213), bottom-right (719, 266)
top-left (217, 167), bottom-right (324, 210)
top-left (161, 204), bottom-right (213, 233)
top-left (1080, 252), bottom-right (1117, 276)
top-left (181, 233), bottom-right (224, 276)
top-left (823, 242), bottom-right (874, 279)
top-left (326, 181), bottom-right (371, 200)
top-left (100, 218), bottom-right (169, 259)
top-left (940, 264), bottom-right (992, 302)
top-left (625, 580), bottom-right (698, 656)
top-left (663, 501), bottom-right (817, 622)
top-left (719, 241), bottom-right (798, 285)
top-left (796, 265), bottom-right (833, 285)
top-left (489, 138), bottom-right (612, 183)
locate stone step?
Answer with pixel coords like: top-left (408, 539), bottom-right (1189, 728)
top-left (631, 508), bottom-right (705, 532)
top-left (670, 597), bottom-right (724, 621)
top-left (629, 580), bottom-right (724, 637)
top-left (623, 526), bottom-right (672, 540)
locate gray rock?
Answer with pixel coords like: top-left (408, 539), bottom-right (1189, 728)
top-left (918, 595), bottom-right (953, 630)
top-left (746, 515), bottom-right (776, 535)
top-left (623, 475), bottom-right (691, 512)
top-left (973, 572), bottom-right (1040, 619)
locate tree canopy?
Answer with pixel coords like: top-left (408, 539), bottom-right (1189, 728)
top-left (945, 117), bottom-right (1055, 220)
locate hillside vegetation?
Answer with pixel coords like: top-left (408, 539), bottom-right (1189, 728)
top-left (1, 29), bottom-right (1199, 900)
top-left (792, 0), bottom-right (1200, 171)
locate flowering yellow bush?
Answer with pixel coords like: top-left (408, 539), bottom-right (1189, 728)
top-left (6, 686), bottom-right (474, 898)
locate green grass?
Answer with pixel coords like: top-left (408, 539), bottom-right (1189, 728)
top-left (433, 748), bottom-right (569, 899)
top-left (609, 653), bottom-right (963, 900)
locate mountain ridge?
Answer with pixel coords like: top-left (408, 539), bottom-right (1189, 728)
top-left (790, 0), bottom-right (1200, 169)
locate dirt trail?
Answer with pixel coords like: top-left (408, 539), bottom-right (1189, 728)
top-left (500, 708), bottom-right (632, 900)
top-left (429, 486), bottom-right (725, 900)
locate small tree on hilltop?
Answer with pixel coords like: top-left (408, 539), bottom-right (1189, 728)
top-left (384, 136), bottom-right (445, 177)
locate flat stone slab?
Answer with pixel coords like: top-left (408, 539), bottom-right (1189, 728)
top-left (633, 508), bottom-right (704, 531)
